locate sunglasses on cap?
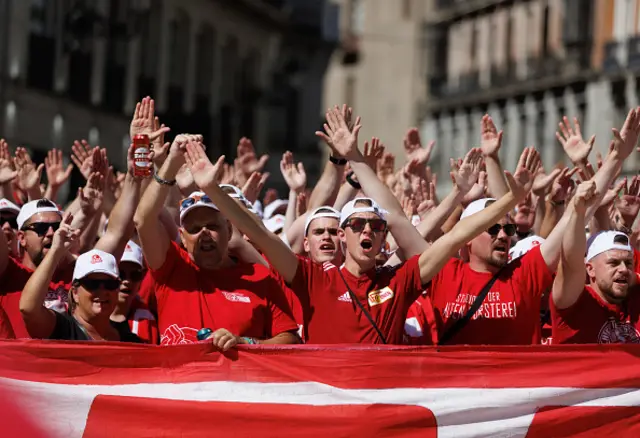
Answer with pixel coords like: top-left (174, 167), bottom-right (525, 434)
top-left (180, 194), bottom-right (213, 210)
top-left (23, 221), bottom-right (60, 236)
top-left (119, 269), bottom-right (144, 282)
top-left (344, 218), bottom-right (387, 233)
top-left (0, 216), bottom-right (18, 229)
top-left (76, 278), bottom-right (120, 291)
top-left (487, 223), bottom-right (516, 237)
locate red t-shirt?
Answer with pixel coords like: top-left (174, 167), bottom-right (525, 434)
top-left (148, 242), bottom-right (298, 345)
top-left (0, 305), bottom-right (15, 339)
top-left (127, 298), bottom-right (159, 344)
top-left (427, 246), bottom-right (553, 345)
top-left (551, 285), bottom-right (640, 344)
top-left (289, 255), bottom-right (425, 344)
top-left (0, 257), bottom-right (73, 339)
top-left (403, 294), bottom-right (438, 345)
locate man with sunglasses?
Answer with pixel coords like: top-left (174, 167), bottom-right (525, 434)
top-left (110, 240), bottom-right (158, 344)
top-left (134, 135), bottom-right (300, 349)
top-left (550, 181), bottom-right (640, 343)
top-left (0, 198), bottom-right (20, 258)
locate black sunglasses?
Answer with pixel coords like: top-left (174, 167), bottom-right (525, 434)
top-left (120, 270), bottom-right (144, 282)
top-left (487, 223), bottom-right (516, 237)
top-left (77, 278), bottom-right (120, 291)
top-left (22, 221), bottom-right (60, 236)
top-left (345, 218), bottom-right (387, 233)
top-left (0, 216), bottom-right (18, 229)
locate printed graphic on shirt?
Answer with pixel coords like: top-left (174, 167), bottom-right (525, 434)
top-left (367, 287), bottom-right (394, 307)
top-left (598, 318), bottom-right (640, 344)
top-left (337, 292), bottom-right (352, 303)
top-left (160, 324), bottom-right (199, 345)
top-left (221, 291), bottom-right (251, 303)
top-left (443, 291), bottom-right (517, 320)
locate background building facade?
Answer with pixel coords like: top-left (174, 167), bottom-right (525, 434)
top-left (422, 0), bottom-right (640, 193)
top-left (323, 0), bottom-right (429, 159)
top-left (0, 0), bottom-right (338, 197)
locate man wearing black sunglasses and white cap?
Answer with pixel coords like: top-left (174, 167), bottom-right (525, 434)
top-left (135, 136), bottom-right (300, 349)
top-left (0, 198), bottom-right (20, 258)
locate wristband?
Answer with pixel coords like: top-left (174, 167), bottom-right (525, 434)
top-left (241, 337), bottom-right (258, 345)
top-left (346, 171), bottom-right (361, 190)
top-left (329, 155), bottom-right (347, 165)
top-left (153, 172), bottom-right (176, 186)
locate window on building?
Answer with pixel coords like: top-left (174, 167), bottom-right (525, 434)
top-left (195, 25), bottom-right (215, 114)
top-left (239, 52), bottom-right (260, 138)
top-left (167, 9), bottom-right (190, 111)
top-left (138, 0), bottom-right (161, 98)
top-left (221, 37), bottom-right (239, 105)
top-left (541, 4), bottom-right (550, 58)
top-left (65, 0), bottom-right (97, 104)
top-left (103, 0), bottom-right (129, 112)
top-left (402, 0), bottom-right (411, 20)
top-left (27, 0), bottom-right (57, 90)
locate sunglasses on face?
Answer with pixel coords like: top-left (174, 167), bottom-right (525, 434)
top-left (77, 278), bottom-right (120, 291)
top-left (22, 221), bottom-right (61, 236)
top-left (487, 223), bottom-right (516, 237)
top-left (180, 194), bottom-right (213, 210)
top-left (0, 216), bottom-right (18, 229)
top-left (311, 227), bottom-right (338, 236)
top-left (344, 218), bottom-right (387, 233)
top-left (183, 223), bottom-right (219, 235)
top-left (119, 270), bottom-right (144, 282)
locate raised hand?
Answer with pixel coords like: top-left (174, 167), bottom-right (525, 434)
top-left (316, 104), bottom-right (354, 152)
top-left (130, 97), bottom-right (170, 142)
top-left (549, 167), bottom-right (578, 203)
top-left (532, 167), bottom-right (562, 197)
top-left (235, 137), bottom-right (269, 181)
top-left (220, 163), bottom-right (236, 185)
top-left (450, 148), bottom-right (482, 194)
top-left (14, 147), bottom-right (44, 192)
top-left (572, 180), bottom-right (598, 216)
top-left (462, 171), bottom-right (487, 205)
top-left (151, 116), bottom-right (171, 167)
top-left (45, 149), bottom-right (73, 188)
top-left (315, 106), bottom-right (362, 160)
top-left (400, 193), bottom-right (417, 218)
top-left (78, 172), bottom-right (105, 215)
top-left (242, 171), bottom-right (270, 204)
top-left (480, 114), bottom-right (503, 157)
top-left (403, 128), bottom-right (434, 165)
top-left (51, 213), bottom-right (80, 252)
top-left (600, 178), bottom-right (626, 208)
top-left (280, 151), bottom-right (306, 193)
top-left (617, 175), bottom-right (640, 227)
top-left (0, 139), bottom-right (17, 184)
top-left (416, 180), bottom-right (438, 217)
top-left (504, 147), bottom-right (542, 201)
top-left (70, 139), bottom-right (94, 179)
top-left (363, 137), bottom-right (385, 171)
top-left (612, 107), bottom-right (640, 160)
top-left (556, 116), bottom-right (595, 165)
top-left (182, 140), bottom-right (225, 191)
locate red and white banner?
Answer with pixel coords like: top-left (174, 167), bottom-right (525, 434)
top-left (2, 341), bottom-right (640, 437)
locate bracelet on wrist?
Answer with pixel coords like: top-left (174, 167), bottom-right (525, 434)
top-left (153, 172), bottom-right (176, 186)
top-left (241, 337), bottom-right (258, 345)
top-left (346, 171), bottom-right (361, 190)
top-left (329, 155), bottom-right (347, 165)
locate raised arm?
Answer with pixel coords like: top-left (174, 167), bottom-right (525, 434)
top-left (182, 141), bottom-right (300, 283)
top-left (480, 114), bottom-right (509, 198)
top-left (19, 214), bottom-right (79, 338)
top-left (552, 181), bottom-right (597, 309)
top-left (419, 147), bottom-right (541, 284)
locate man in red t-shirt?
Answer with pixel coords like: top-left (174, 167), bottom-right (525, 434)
top-left (551, 180), bottom-right (640, 343)
top-left (180, 120), bottom-right (537, 344)
top-left (134, 134), bottom-right (300, 349)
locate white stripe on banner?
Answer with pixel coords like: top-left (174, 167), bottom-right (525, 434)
top-left (3, 378), bottom-right (640, 438)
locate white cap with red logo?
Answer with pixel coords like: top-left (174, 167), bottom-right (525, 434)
top-left (508, 235), bottom-right (545, 263)
top-left (264, 214), bottom-right (286, 233)
top-left (73, 249), bottom-right (119, 281)
top-left (120, 240), bottom-right (144, 267)
top-left (263, 199), bottom-right (289, 220)
top-left (460, 198), bottom-right (497, 220)
top-left (339, 197), bottom-right (387, 228)
top-left (17, 199), bottom-right (61, 230)
top-left (586, 231), bottom-right (632, 262)
top-left (0, 198), bottom-right (20, 215)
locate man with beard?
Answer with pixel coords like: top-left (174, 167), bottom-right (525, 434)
top-left (551, 181), bottom-right (640, 343)
top-left (134, 135), bottom-right (300, 349)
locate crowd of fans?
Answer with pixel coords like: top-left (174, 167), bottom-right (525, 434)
top-left (1, 97), bottom-right (640, 348)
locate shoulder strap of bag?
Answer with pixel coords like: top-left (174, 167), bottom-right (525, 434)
top-left (438, 256), bottom-right (521, 346)
top-left (337, 268), bottom-right (388, 344)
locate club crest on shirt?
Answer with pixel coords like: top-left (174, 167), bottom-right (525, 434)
top-left (222, 291), bottom-right (251, 303)
top-left (368, 287), bottom-right (394, 307)
top-left (597, 318), bottom-right (640, 344)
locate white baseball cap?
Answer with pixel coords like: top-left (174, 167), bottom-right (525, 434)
top-left (17, 198), bottom-right (62, 230)
top-left (264, 214), bottom-right (286, 233)
top-left (509, 235), bottom-right (545, 263)
top-left (120, 240), bottom-right (144, 267)
top-left (73, 249), bottom-right (119, 281)
top-left (586, 231), bottom-right (632, 262)
top-left (219, 184), bottom-right (256, 213)
top-left (339, 197), bottom-right (387, 228)
top-left (0, 198), bottom-right (20, 215)
top-left (263, 199), bottom-right (288, 220)
top-left (460, 198), bottom-right (497, 220)
top-left (179, 191), bottom-right (220, 226)
top-left (304, 206), bottom-right (340, 236)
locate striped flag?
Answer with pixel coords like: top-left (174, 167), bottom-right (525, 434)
top-left (1, 341), bottom-right (640, 437)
